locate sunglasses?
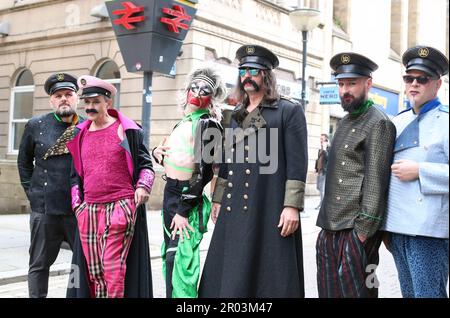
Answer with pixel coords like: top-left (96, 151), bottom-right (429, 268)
top-left (190, 82), bottom-right (212, 96)
top-left (403, 75), bottom-right (432, 85)
top-left (239, 68), bottom-right (260, 77)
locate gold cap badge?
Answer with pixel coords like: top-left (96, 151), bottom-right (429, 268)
top-left (341, 54), bottom-right (351, 64)
top-left (246, 46), bottom-right (255, 54)
top-left (56, 73), bottom-right (64, 81)
top-left (418, 47), bottom-right (429, 58)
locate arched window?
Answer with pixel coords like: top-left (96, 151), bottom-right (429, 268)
top-left (9, 69), bottom-right (34, 153)
top-left (96, 60), bottom-right (121, 109)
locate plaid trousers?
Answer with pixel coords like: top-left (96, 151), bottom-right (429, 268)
top-left (316, 228), bottom-right (382, 298)
top-left (75, 197), bottom-right (136, 298)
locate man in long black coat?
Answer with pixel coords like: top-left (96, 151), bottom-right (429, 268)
top-left (199, 44), bottom-right (308, 298)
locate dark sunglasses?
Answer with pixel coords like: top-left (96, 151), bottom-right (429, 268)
top-left (190, 83), bottom-right (212, 96)
top-left (403, 75), bottom-right (432, 85)
top-left (239, 68), bottom-right (260, 77)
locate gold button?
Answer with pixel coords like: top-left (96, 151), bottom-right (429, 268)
top-left (336, 196), bottom-right (341, 201)
top-left (245, 157), bottom-right (249, 162)
top-left (245, 183), bottom-right (249, 187)
top-left (229, 171), bottom-right (233, 176)
top-left (339, 179), bottom-right (343, 183)
top-left (228, 182), bottom-right (233, 188)
top-left (44, 182), bottom-right (48, 186)
top-left (227, 193), bottom-right (232, 199)
top-left (245, 145), bottom-right (250, 151)
top-left (352, 129), bottom-right (356, 133)
top-left (341, 162), bottom-right (345, 166)
top-left (231, 148), bottom-right (235, 152)
top-left (227, 158), bottom-right (232, 163)
top-left (246, 169), bottom-right (251, 175)
top-left (244, 194), bottom-right (248, 200)
top-left (243, 206), bottom-right (248, 211)
top-left (344, 144), bottom-right (348, 149)
top-left (227, 207), bottom-right (231, 212)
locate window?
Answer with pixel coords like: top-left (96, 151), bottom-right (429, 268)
top-left (9, 69), bottom-right (34, 153)
top-left (96, 60), bottom-right (121, 109)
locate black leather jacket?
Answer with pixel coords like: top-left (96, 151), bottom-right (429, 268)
top-left (17, 113), bottom-right (75, 215)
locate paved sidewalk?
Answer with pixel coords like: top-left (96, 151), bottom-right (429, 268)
top-left (0, 196), bottom-right (405, 298)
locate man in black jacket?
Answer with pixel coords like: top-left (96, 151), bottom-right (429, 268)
top-left (17, 72), bottom-right (81, 298)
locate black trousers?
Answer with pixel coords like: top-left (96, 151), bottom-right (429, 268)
top-left (28, 212), bottom-right (76, 298)
top-left (162, 177), bottom-right (189, 298)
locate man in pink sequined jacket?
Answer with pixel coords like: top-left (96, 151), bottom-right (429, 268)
top-left (66, 75), bottom-right (155, 298)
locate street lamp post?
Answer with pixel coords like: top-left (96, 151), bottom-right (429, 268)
top-left (289, 8), bottom-right (321, 109)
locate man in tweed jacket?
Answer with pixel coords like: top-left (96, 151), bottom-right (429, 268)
top-left (315, 52), bottom-right (396, 298)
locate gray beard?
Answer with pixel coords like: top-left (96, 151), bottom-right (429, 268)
top-left (408, 98), bottom-right (416, 110)
top-left (56, 108), bottom-right (76, 118)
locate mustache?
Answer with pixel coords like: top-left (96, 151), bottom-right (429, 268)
top-left (342, 93), bottom-right (354, 99)
top-left (242, 78), bottom-right (260, 91)
top-left (85, 109), bottom-right (99, 114)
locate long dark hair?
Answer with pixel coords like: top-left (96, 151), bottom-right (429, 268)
top-left (233, 69), bottom-right (279, 105)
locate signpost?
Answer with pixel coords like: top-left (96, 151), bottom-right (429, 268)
top-left (106, 0), bottom-right (198, 146)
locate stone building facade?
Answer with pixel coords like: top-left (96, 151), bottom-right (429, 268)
top-left (0, 0), bottom-right (448, 213)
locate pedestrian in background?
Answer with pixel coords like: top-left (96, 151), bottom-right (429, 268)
top-left (314, 133), bottom-right (329, 210)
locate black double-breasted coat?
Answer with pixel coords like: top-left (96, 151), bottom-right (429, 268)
top-left (199, 96), bottom-right (308, 298)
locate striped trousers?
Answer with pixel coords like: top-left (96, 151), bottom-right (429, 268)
top-left (316, 229), bottom-right (382, 298)
top-left (75, 198), bottom-right (136, 298)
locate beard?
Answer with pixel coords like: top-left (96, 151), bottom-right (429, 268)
top-left (55, 104), bottom-right (76, 117)
top-left (407, 96), bottom-right (416, 109)
top-left (340, 92), bottom-right (367, 113)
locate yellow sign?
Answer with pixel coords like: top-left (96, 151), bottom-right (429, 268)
top-left (369, 92), bottom-right (387, 109)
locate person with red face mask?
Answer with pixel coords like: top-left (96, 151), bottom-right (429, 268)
top-left (152, 65), bottom-right (227, 298)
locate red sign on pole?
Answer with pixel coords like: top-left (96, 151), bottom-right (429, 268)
top-left (112, 1), bottom-right (146, 30)
top-left (160, 5), bottom-right (192, 34)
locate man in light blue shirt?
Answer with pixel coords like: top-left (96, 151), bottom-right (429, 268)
top-left (382, 45), bottom-right (449, 298)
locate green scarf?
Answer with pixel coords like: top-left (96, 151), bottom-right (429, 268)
top-left (350, 98), bottom-right (374, 117)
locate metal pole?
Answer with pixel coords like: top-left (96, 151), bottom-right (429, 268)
top-left (301, 30), bottom-right (308, 110)
top-left (141, 71), bottom-right (153, 148)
